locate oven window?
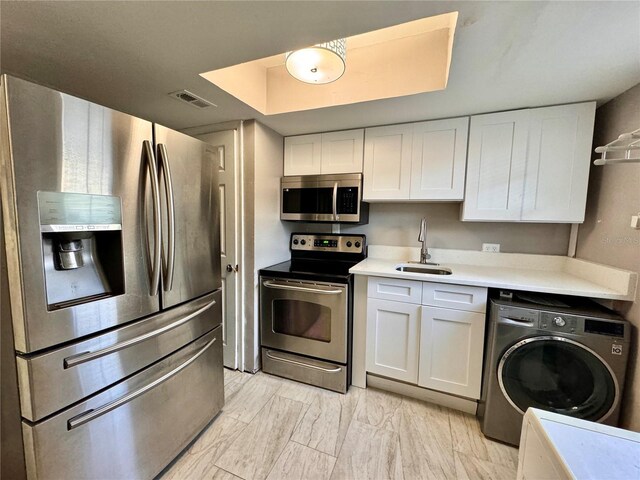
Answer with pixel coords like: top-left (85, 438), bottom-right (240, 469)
top-left (282, 188), bottom-right (333, 214)
top-left (272, 299), bottom-right (331, 342)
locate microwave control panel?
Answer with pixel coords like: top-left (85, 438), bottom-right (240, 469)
top-left (291, 234), bottom-right (366, 254)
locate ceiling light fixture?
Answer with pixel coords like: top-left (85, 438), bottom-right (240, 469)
top-left (285, 39), bottom-right (346, 84)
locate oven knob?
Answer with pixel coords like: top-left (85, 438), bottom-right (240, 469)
top-left (293, 239), bottom-right (299, 245)
top-left (300, 240), bottom-right (306, 246)
top-left (346, 241), bottom-right (352, 248)
top-left (553, 316), bottom-right (566, 327)
top-left (355, 241), bottom-right (361, 248)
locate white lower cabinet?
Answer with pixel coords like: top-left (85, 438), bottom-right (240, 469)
top-left (366, 298), bottom-right (420, 383)
top-left (418, 306), bottom-right (486, 398)
top-left (366, 277), bottom-right (487, 399)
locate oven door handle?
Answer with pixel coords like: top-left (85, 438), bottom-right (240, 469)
top-left (265, 350), bottom-right (342, 373)
top-left (262, 280), bottom-right (344, 295)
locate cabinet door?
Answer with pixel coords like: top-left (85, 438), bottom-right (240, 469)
top-left (462, 110), bottom-right (529, 221)
top-left (418, 306), bottom-right (485, 398)
top-left (363, 124), bottom-right (413, 200)
top-left (284, 134), bottom-right (322, 176)
top-left (410, 117), bottom-right (469, 200)
top-left (320, 129), bottom-right (364, 174)
top-left (521, 102), bottom-right (596, 222)
top-left (366, 299), bottom-right (420, 383)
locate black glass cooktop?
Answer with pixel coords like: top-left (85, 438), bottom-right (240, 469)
top-left (259, 259), bottom-right (356, 284)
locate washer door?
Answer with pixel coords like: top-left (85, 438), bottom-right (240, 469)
top-left (498, 336), bottom-right (618, 421)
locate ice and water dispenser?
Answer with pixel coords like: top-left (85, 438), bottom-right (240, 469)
top-left (38, 191), bottom-right (125, 309)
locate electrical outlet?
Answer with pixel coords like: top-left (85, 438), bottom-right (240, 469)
top-left (482, 243), bottom-right (500, 253)
top-left (631, 215), bottom-right (640, 229)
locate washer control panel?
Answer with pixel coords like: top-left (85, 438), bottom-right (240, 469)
top-left (539, 313), bottom-right (578, 333)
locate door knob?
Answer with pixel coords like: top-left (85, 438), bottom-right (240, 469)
top-left (226, 264), bottom-right (238, 273)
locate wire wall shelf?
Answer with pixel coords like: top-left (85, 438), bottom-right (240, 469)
top-left (594, 128), bottom-right (640, 165)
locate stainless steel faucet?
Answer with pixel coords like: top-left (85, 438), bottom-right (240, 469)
top-left (418, 217), bottom-right (431, 264)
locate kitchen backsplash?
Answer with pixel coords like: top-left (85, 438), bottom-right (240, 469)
top-left (333, 203), bottom-right (573, 255)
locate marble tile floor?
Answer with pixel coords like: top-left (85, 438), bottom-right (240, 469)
top-left (159, 369), bottom-right (518, 480)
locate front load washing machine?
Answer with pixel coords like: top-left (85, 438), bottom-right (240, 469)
top-left (478, 292), bottom-right (630, 446)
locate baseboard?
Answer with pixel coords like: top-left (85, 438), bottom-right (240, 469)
top-left (366, 374), bottom-right (478, 415)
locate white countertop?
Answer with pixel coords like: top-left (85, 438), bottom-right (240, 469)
top-left (519, 409), bottom-right (640, 480)
top-left (350, 246), bottom-right (637, 301)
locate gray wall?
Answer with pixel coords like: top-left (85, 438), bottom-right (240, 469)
top-left (575, 83), bottom-right (640, 431)
top-left (342, 203), bottom-right (572, 255)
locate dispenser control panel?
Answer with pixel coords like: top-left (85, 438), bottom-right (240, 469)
top-left (38, 191), bottom-right (122, 232)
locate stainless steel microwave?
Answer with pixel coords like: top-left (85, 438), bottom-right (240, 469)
top-left (281, 173), bottom-right (369, 224)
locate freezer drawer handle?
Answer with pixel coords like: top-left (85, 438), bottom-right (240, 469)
top-left (265, 350), bottom-right (342, 373)
top-left (262, 280), bottom-right (344, 295)
top-left (157, 143), bottom-right (176, 291)
top-left (143, 140), bottom-right (162, 296)
top-left (63, 299), bottom-right (216, 369)
top-left (66, 335), bottom-right (217, 431)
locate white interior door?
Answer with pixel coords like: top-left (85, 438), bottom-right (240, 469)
top-left (196, 129), bottom-right (238, 369)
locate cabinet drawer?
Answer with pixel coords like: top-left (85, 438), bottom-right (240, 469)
top-left (368, 277), bottom-right (422, 304)
top-left (422, 283), bottom-right (487, 313)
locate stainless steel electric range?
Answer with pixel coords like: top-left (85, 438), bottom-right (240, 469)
top-left (259, 233), bottom-right (367, 393)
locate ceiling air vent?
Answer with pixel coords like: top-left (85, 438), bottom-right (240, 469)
top-left (169, 90), bottom-right (217, 109)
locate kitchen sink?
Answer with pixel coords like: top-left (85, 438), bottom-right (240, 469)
top-left (395, 264), bottom-right (453, 275)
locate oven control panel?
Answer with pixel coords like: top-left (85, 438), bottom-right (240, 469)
top-left (291, 234), bottom-right (366, 254)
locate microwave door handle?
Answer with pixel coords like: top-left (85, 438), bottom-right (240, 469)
top-left (332, 181), bottom-right (338, 221)
top-left (157, 143), bottom-right (176, 291)
top-left (143, 140), bottom-right (162, 296)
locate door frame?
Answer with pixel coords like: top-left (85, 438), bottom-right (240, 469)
top-left (182, 121), bottom-right (243, 371)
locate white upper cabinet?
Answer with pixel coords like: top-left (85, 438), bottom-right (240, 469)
top-left (364, 119), bottom-right (469, 201)
top-left (462, 110), bottom-right (530, 221)
top-left (410, 117), bottom-right (469, 200)
top-left (284, 134), bottom-right (321, 176)
top-left (363, 124), bottom-right (413, 200)
top-left (284, 130), bottom-right (363, 176)
top-left (462, 102), bottom-right (596, 222)
top-left (320, 129), bottom-right (364, 174)
top-left (521, 103), bottom-right (596, 222)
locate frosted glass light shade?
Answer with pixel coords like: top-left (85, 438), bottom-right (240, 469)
top-left (286, 39), bottom-right (346, 84)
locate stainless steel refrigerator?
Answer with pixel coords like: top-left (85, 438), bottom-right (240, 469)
top-left (0, 75), bottom-right (224, 479)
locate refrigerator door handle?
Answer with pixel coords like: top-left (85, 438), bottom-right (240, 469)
top-left (62, 298), bottom-right (216, 369)
top-left (157, 143), bottom-right (176, 291)
top-left (143, 140), bottom-right (162, 296)
top-left (66, 335), bottom-right (217, 431)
